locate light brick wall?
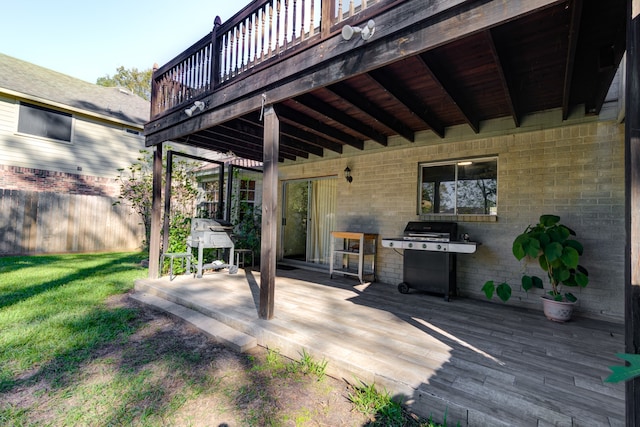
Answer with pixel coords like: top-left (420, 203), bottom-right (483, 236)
top-left (279, 117), bottom-right (625, 323)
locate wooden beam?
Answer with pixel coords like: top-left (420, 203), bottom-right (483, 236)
top-left (367, 68), bottom-right (445, 138)
top-left (146, 0), bottom-right (564, 145)
top-left (162, 150), bottom-right (173, 256)
top-left (260, 105), bottom-right (279, 320)
top-left (561, 0), bottom-right (582, 120)
top-left (627, 1), bottom-right (640, 423)
top-left (485, 30), bottom-right (521, 128)
top-left (148, 143), bottom-right (163, 278)
top-left (279, 122), bottom-right (344, 154)
top-left (274, 104), bottom-right (365, 149)
top-left (327, 82), bottom-right (415, 142)
top-left (293, 94), bottom-right (388, 145)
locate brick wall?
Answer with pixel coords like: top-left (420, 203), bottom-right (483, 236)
top-left (0, 164), bottom-right (121, 197)
top-left (279, 118), bottom-right (625, 322)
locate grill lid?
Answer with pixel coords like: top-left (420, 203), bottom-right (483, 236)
top-left (403, 221), bottom-right (457, 241)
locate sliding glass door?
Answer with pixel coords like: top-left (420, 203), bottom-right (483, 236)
top-left (282, 178), bottom-right (336, 265)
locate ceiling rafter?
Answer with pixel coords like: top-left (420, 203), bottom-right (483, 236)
top-left (274, 104), bottom-right (365, 150)
top-left (279, 122), bottom-right (343, 154)
top-left (485, 30), bottom-right (520, 128)
top-left (367, 68), bottom-right (445, 138)
top-left (181, 133), bottom-right (271, 162)
top-left (292, 94), bottom-right (388, 146)
top-left (562, 0), bottom-right (583, 120)
top-left (326, 82), bottom-right (416, 142)
top-left (219, 120), bottom-right (314, 159)
top-left (417, 53), bottom-right (480, 134)
top-left (238, 114), bottom-right (344, 154)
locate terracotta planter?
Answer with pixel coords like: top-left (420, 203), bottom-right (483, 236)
top-left (541, 296), bottom-right (575, 322)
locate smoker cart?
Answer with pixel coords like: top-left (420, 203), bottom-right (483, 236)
top-left (186, 218), bottom-right (238, 277)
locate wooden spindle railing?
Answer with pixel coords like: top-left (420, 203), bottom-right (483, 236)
top-left (151, 0), bottom-right (388, 118)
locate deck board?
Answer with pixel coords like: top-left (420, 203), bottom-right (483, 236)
top-left (134, 267), bottom-right (625, 426)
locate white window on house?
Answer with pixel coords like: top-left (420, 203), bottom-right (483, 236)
top-left (419, 157), bottom-right (497, 215)
top-left (199, 180), bottom-right (220, 218)
top-left (238, 179), bottom-right (256, 220)
top-left (18, 102), bottom-right (73, 142)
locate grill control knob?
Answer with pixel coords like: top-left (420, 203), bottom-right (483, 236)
top-left (437, 244), bottom-right (442, 250)
top-left (388, 242), bottom-right (394, 247)
top-left (422, 243), bottom-right (427, 249)
top-left (408, 242), bottom-right (413, 248)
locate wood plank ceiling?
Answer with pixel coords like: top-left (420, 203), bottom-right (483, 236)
top-left (174, 0), bottom-right (626, 163)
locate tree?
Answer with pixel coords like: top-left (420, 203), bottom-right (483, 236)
top-left (97, 66), bottom-right (152, 101)
top-left (115, 148), bottom-right (199, 251)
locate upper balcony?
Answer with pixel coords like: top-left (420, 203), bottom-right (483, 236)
top-left (145, 0), bottom-right (627, 162)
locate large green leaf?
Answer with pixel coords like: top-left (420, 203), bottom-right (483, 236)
top-left (564, 292), bottom-right (577, 302)
top-left (481, 280), bottom-right (495, 299)
top-left (564, 239), bottom-right (584, 255)
top-left (606, 353), bottom-right (640, 383)
top-left (544, 242), bottom-right (563, 263)
top-left (532, 276), bottom-right (544, 289)
top-left (575, 270), bottom-right (589, 287)
top-left (560, 246), bottom-right (579, 269)
top-left (539, 214), bottom-right (560, 227)
top-left (496, 283), bottom-right (512, 302)
top-left (522, 275), bottom-right (543, 291)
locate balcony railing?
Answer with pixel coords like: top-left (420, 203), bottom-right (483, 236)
top-left (151, 0), bottom-right (393, 118)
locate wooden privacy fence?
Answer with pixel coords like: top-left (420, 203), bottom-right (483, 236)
top-left (0, 189), bottom-right (144, 255)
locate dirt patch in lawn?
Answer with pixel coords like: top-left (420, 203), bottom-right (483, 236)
top-left (2, 293), bottom-right (380, 426)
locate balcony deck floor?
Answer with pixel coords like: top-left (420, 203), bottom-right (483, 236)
top-left (134, 267), bottom-right (624, 426)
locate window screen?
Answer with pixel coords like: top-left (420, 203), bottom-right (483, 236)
top-left (18, 103), bottom-right (72, 142)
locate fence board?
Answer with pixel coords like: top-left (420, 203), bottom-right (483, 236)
top-left (0, 190), bottom-right (144, 255)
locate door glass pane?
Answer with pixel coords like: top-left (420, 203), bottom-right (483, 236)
top-left (282, 181), bottom-right (308, 260)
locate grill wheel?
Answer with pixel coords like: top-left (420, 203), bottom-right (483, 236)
top-left (398, 282), bottom-right (410, 294)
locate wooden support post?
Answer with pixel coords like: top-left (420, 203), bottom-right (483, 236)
top-left (626, 0), bottom-right (640, 424)
top-left (321, 0), bottom-right (335, 38)
top-left (211, 16), bottom-right (223, 89)
top-left (148, 143), bottom-right (163, 278)
top-left (260, 105), bottom-right (279, 320)
top-left (162, 150), bottom-right (173, 255)
top-left (226, 165), bottom-right (235, 222)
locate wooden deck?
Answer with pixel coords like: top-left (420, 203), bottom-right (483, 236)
top-left (134, 267), bottom-right (625, 426)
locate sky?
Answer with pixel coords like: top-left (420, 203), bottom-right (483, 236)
top-left (1, 1), bottom-right (242, 83)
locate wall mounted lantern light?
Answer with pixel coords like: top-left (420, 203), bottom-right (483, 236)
top-left (341, 19), bottom-right (376, 41)
top-left (344, 166), bottom-right (353, 183)
top-left (184, 100), bottom-right (205, 117)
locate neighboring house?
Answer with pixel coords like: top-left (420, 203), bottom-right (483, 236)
top-left (0, 53), bottom-right (149, 254)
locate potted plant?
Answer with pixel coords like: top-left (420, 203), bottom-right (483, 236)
top-left (482, 214), bottom-right (589, 321)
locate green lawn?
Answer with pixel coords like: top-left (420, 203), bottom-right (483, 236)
top-left (0, 252), bottom-right (451, 426)
top-left (0, 253), bottom-right (147, 390)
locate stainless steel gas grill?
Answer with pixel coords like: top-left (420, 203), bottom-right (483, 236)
top-left (381, 222), bottom-right (479, 300)
top-left (186, 218), bottom-right (238, 278)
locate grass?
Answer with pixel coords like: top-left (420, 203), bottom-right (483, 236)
top-left (0, 252), bottom-right (458, 426)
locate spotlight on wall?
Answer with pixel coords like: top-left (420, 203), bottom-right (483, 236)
top-left (184, 101), bottom-right (205, 117)
top-left (341, 19), bottom-right (376, 41)
top-left (344, 166), bottom-right (353, 183)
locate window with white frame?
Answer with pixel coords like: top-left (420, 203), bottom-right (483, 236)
top-left (419, 157), bottom-right (497, 215)
top-left (18, 102), bottom-right (72, 142)
top-left (238, 179), bottom-right (256, 220)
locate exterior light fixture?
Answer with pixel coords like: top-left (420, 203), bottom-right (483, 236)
top-left (457, 161), bottom-right (473, 166)
top-left (344, 166), bottom-right (353, 183)
top-left (184, 100), bottom-right (205, 117)
top-left (341, 19), bottom-right (376, 41)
